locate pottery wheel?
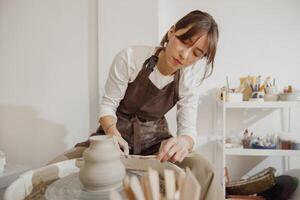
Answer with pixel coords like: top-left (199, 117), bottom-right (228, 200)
top-left (45, 169), bottom-right (162, 200)
top-left (45, 172), bottom-right (126, 200)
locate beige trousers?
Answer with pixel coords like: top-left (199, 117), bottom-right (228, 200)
top-left (48, 147), bottom-right (225, 200)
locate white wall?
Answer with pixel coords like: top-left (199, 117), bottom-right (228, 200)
top-left (0, 0), bottom-right (99, 168)
top-left (98, 0), bottom-right (159, 98)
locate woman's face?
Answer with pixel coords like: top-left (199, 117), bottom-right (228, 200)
top-left (164, 26), bottom-right (209, 70)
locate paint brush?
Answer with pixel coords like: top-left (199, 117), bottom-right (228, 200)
top-left (226, 76), bottom-right (230, 92)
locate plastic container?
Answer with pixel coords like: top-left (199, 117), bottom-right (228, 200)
top-left (242, 139), bottom-right (251, 148)
top-left (226, 92), bottom-right (243, 102)
top-left (279, 135), bottom-right (292, 150)
top-left (252, 143), bottom-right (277, 149)
top-left (291, 138), bottom-right (300, 150)
top-left (264, 94), bottom-right (279, 101)
top-left (265, 86), bottom-right (278, 95)
top-left (249, 91), bottom-right (264, 102)
top-left (279, 93), bottom-right (298, 101)
top-left (292, 142), bottom-right (300, 150)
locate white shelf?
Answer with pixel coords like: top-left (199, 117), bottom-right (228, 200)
top-left (219, 98), bottom-right (300, 195)
top-left (220, 101), bottom-right (300, 108)
top-left (225, 148), bottom-right (300, 156)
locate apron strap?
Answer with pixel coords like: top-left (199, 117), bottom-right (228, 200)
top-left (134, 47), bottom-right (164, 113)
top-left (145, 47), bottom-right (164, 72)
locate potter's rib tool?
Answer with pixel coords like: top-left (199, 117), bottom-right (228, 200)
top-left (164, 169), bottom-right (176, 199)
top-left (123, 155), bottom-right (158, 160)
top-left (180, 168), bottom-right (201, 200)
top-left (147, 168), bottom-right (160, 200)
top-left (130, 176), bottom-right (146, 200)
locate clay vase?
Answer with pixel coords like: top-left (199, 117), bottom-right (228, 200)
top-left (79, 135), bottom-right (126, 191)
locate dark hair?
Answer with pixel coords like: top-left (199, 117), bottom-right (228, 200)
top-left (160, 10), bottom-right (219, 82)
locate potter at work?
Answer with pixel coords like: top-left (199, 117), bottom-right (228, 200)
top-left (50, 10), bottom-right (224, 200)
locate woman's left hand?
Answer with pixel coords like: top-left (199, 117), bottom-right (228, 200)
top-left (157, 135), bottom-right (194, 163)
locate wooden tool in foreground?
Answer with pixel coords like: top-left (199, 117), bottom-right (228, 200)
top-left (180, 168), bottom-right (201, 200)
top-left (110, 163), bottom-right (201, 200)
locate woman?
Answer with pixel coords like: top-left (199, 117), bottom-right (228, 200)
top-left (51, 10), bottom-right (224, 199)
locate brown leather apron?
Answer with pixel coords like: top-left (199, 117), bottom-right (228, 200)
top-left (76, 48), bottom-right (180, 155)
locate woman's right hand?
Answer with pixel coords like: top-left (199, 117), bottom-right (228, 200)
top-left (111, 134), bottom-right (129, 156)
top-left (99, 116), bottom-right (129, 155)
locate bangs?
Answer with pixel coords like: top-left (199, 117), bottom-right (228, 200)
top-left (176, 25), bottom-right (208, 42)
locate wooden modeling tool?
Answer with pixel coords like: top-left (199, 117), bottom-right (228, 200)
top-left (164, 169), bottom-right (176, 199)
top-left (180, 168), bottom-right (201, 200)
top-left (176, 171), bottom-right (186, 194)
top-left (123, 175), bottom-right (135, 200)
top-left (130, 176), bottom-right (146, 200)
top-left (141, 175), bottom-right (152, 200)
top-left (121, 159), bottom-right (202, 200)
top-left (147, 168), bottom-right (160, 200)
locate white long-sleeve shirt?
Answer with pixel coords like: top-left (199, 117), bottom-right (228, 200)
top-left (99, 46), bottom-right (205, 146)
